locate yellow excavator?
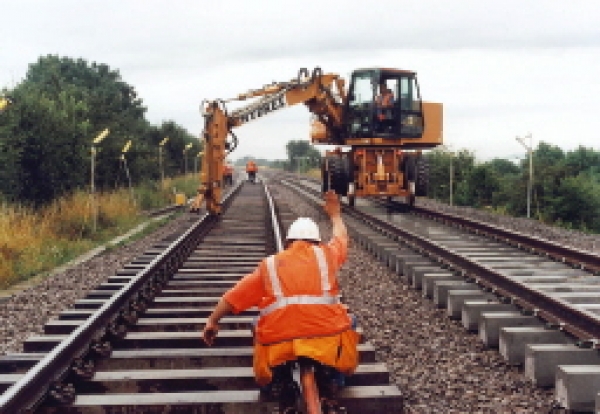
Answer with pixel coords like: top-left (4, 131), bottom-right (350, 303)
top-left (191, 67), bottom-right (443, 215)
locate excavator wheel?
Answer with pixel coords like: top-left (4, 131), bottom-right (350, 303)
top-left (347, 194), bottom-right (355, 207)
top-left (400, 154), bottom-right (420, 209)
top-left (402, 154), bottom-right (416, 182)
top-left (415, 156), bottom-right (429, 197)
top-left (321, 156), bottom-right (349, 196)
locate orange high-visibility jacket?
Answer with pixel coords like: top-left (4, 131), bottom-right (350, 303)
top-left (224, 237), bottom-right (358, 384)
top-left (224, 238), bottom-right (351, 344)
top-left (246, 161), bottom-right (258, 173)
top-left (223, 165), bottom-right (233, 175)
top-left (258, 245), bottom-right (350, 344)
top-left (376, 91), bottom-right (394, 121)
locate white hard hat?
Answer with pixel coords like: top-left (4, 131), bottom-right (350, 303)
top-left (286, 217), bottom-right (321, 242)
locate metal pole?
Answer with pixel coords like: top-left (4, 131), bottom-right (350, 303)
top-left (91, 147), bottom-right (95, 196)
top-left (183, 144), bottom-right (192, 176)
top-left (449, 155), bottom-right (453, 207)
top-left (91, 146), bottom-right (96, 233)
top-left (90, 129), bottom-right (109, 233)
top-left (159, 146), bottom-right (164, 188)
top-left (159, 137), bottom-right (169, 188)
top-left (527, 134), bottom-right (533, 219)
top-left (122, 156), bottom-right (135, 204)
top-left (515, 133), bottom-right (533, 219)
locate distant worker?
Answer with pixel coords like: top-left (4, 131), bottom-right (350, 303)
top-left (202, 191), bottom-right (359, 412)
top-left (375, 83), bottom-right (395, 128)
top-left (223, 163), bottom-right (234, 186)
top-left (246, 159), bottom-right (258, 183)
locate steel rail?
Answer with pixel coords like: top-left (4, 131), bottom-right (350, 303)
top-left (350, 210), bottom-right (600, 346)
top-left (295, 172), bottom-right (600, 274)
top-left (0, 182), bottom-right (243, 413)
top-left (143, 204), bottom-right (183, 217)
top-left (410, 206), bottom-right (600, 274)
top-left (263, 183), bottom-right (284, 253)
top-left (281, 178), bottom-right (600, 348)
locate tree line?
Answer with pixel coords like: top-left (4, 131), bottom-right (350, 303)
top-left (0, 55), bottom-right (201, 206)
top-left (3, 56), bottom-right (598, 233)
top-left (425, 143), bottom-right (600, 232)
top-left (233, 140), bottom-right (600, 234)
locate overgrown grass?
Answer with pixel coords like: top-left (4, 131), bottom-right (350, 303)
top-left (136, 174), bottom-right (199, 210)
top-left (0, 190), bottom-right (138, 288)
top-left (0, 175), bottom-right (199, 289)
top-left (104, 214), bottom-right (176, 252)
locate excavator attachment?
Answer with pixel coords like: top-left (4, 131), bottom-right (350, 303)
top-left (190, 101), bottom-right (230, 215)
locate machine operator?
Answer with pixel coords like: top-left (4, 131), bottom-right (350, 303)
top-left (375, 83), bottom-right (395, 123)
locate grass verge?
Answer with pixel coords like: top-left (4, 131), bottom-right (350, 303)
top-left (0, 175), bottom-right (198, 290)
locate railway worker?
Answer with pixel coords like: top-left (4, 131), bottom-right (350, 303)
top-left (375, 83), bottom-right (395, 123)
top-left (223, 163), bottom-right (234, 186)
top-left (246, 159), bottom-right (258, 183)
top-left (202, 190), bottom-right (358, 410)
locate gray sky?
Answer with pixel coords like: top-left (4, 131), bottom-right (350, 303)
top-left (2, 0), bottom-right (599, 161)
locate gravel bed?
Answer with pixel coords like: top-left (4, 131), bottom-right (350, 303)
top-left (0, 184), bottom-right (584, 412)
top-left (0, 213), bottom-right (194, 355)
top-left (274, 184), bottom-right (558, 413)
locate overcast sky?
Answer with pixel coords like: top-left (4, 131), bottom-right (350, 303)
top-left (2, 0), bottom-right (599, 161)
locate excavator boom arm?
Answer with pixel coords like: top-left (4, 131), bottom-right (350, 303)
top-left (191, 68), bottom-right (345, 215)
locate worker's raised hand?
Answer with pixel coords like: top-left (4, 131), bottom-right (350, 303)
top-left (202, 320), bottom-right (219, 346)
top-left (323, 190), bottom-right (341, 217)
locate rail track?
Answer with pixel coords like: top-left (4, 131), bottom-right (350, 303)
top-left (2, 169), bottom-right (600, 412)
top-left (0, 179), bottom-right (401, 413)
top-left (279, 174), bottom-right (600, 413)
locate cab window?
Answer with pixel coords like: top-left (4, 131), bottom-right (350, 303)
top-left (349, 74), bottom-right (374, 106)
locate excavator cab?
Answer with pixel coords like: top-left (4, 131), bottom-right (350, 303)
top-left (345, 68), bottom-right (424, 139)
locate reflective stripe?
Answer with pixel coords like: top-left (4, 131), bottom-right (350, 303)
top-left (261, 246), bottom-right (335, 317)
top-left (260, 295), bottom-right (339, 317)
top-left (266, 255), bottom-right (283, 298)
top-left (312, 246), bottom-right (330, 292)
